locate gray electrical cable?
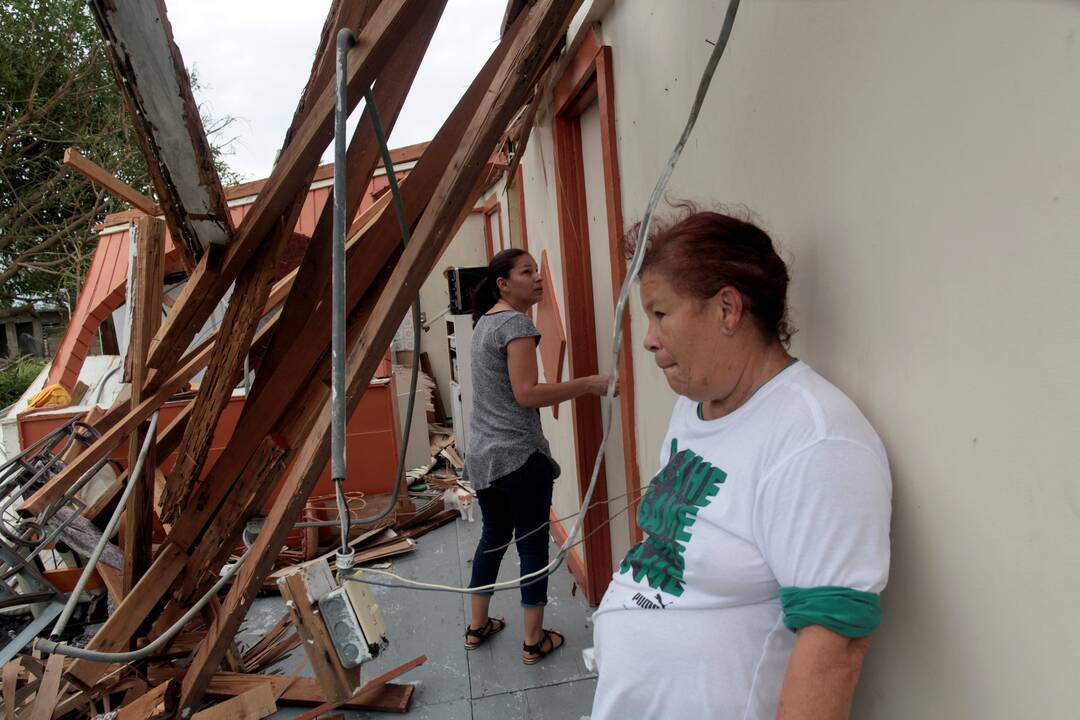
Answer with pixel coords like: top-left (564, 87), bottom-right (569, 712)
top-left (343, 0), bottom-right (743, 595)
top-left (562, 0), bottom-right (742, 555)
top-left (49, 411), bottom-right (160, 639)
top-left (35, 546), bottom-right (251, 662)
top-left (348, 88), bottom-right (422, 527)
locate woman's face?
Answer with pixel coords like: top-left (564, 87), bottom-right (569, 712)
top-left (498, 254), bottom-right (543, 307)
top-left (639, 268), bottom-right (739, 402)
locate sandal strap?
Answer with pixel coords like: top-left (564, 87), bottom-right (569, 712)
top-left (522, 628), bottom-right (563, 656)
top-left (465, 617), bottom-right (502, 639)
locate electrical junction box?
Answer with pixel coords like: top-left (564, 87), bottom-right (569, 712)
top-left (318, 570), bottom-right (388, 669)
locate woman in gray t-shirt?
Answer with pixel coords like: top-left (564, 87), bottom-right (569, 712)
top-left (464, 249), bottom-right (614, 665)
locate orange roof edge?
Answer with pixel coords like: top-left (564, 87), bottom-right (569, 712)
top-left (95, 141), bottom-right (430, 230)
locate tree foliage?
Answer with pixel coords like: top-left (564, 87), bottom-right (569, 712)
top-left (0, 0), bottom-right (238, 311)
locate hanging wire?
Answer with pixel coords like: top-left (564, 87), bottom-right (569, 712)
top-left (343, 0), bottom-right (743, 595)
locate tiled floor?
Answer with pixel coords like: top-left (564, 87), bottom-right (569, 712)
top-left (243, 516), bottom-right (598, 719)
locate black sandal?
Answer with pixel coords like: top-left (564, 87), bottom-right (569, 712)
top-left (464, 617), bottom-right (506, 650)
top-left (522, 628), bottom-right (565, 665)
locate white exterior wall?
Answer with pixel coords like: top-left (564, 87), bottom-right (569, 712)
top-left (518, 1), bottom-right (1080, 716)
top-left (519, 128), bottom-right (587, 526)
top-left (418, 213), bottom-right (488, 417)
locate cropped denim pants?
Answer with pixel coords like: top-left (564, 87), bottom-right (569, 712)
top-left (469, 452), bottom-right (555, 607)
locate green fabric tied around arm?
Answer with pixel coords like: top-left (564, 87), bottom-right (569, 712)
top-left (779, 586), bottom-right (881, 638)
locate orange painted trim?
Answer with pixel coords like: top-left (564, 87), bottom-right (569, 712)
top-left (551, 37), bottom-right (642, 603)
top-left (481, 195), bottom-right (503, 261)
top-left (553, 110), bottom-right (613, 607)
top-left (514, 164), bottom-right (529, 253)
top-left (548, 509), bottom-right (589, 600)
top-left (553, 31), bottom-right (601, 116)
top-left (97, 142), bottom-right (431, 228)
top-left (595, 46), bottom-right (643, 544)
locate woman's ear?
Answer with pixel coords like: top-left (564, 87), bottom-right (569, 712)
top-left (712, 286), bottom-right (744, 335)
top-left (495, 276), bottom-right (509, 295)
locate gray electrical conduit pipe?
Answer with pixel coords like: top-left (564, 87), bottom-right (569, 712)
top-left (333, 27), bottom-right (422, 542)
top-left (35, 545), bottom-right (251, 662)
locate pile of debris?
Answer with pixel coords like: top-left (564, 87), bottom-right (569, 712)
top-left (0, 0), bottom-right (583, 716)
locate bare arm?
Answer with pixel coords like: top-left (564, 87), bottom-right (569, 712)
top-left (776, 626), bottom-right (872, 720)
top-left (505, 336), bottom-right (613, 408)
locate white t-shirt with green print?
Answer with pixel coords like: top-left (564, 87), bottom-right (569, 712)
top-left (591, 361), bottom-right (891, 720)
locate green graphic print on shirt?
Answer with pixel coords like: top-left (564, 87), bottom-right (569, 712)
top-left (618, 439), bottom-right (726, 597)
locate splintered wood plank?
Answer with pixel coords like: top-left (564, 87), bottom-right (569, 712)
top-left (64, 148), bottom-right (160, 215)
top-left (155, 0), bottom-right (381, 522)
top-left (89, 0), bottom-right (232, 268)
top-left (3, 658), bottom-right (19, 719)
top-left (157, 200), bottom-right (298, 524)
top-left (169, 0), bottom-right (450, 593)
top-left (117, 679), bottom-right (176, 720)
top-left (291, 656), bottom-right (426, 720)
top-left (67, 543), bottom-right (187, 687)
top-left (17, 307), bottom-right (282, 516)
top-left (42, 566), bottom-right (105, 593)
top-left (247, 0), bottom-right (442, 435)
top-left (148, 670), bottom-right (416, 714)
top-left (28, 653), bottom-right (64, 720)
top-left (190, 683), bottom-right (276, 720)
top-left (175, 0), bottom-right (504, 568)
top-left (177, 0), bottom-right (580, 710)
top-left (117, 677), bottom-right (176, 716)
top-left (124, 215), bottom-right (165, 593)
top-left (146, 0), bottom-right (421, 376)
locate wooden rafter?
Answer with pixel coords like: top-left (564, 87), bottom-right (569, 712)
top-left (63, 148), bottom-right (160, 217)
top-left (158, 0), bottom-right (427, 525)
top-left (89, 0), bottom-right (234, 267)
top-left (176, 0), bottom-right (582, 709)
top-left (145, 0), bottom-right (425, 377)
top-left (122, 215), bottom-right (165, 594)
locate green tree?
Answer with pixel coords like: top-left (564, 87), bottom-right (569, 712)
top-left (0, 0), bottom-right (239, 311)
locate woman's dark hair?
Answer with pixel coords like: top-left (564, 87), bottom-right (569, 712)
top-left (625, 202), bottom-right (795, 346)
top-left (471, 248), bottom-right (530, 323)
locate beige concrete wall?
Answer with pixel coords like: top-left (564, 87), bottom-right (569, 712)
top-left (518, 126), bottom-right (586, 526)
top-left (518, 0), bottom-right (1080, 716)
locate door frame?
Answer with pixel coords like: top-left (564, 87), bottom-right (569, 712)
top-left (552, 31), bottom-right (641, 605)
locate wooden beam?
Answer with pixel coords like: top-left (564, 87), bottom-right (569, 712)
top-left (176, 0), bottom-right (581, 710)
top-left (123, 216), bottom-right (164, 595)
top-left (17, 305), bottom-right (282, 516)
top-left (64, 147), bottom-right (160, 216)
top-left (67, 543), bottom-right (187, 686)
top-left (182, 7), bottom-right (513, 557)
top-left (116, 679), bottom-right (176, 720)
top-left (190, 683), bottom-right (276, 720)
top-left (290, 656), bottom-right (426, 720)
top-left (27, 653), bottom-right (63, 720)
top-left (248, 0), bottom-right (443, 430)
top-left (89, 0), bottom-right (233, 264)
top-left (42, 566), bottom-right (105, 593)
top-left (157, 0), bottom-right (419, 526)
top-left (157, 198), bottom-right (300, 524)
top-left (145, 0), bottom-right (423, 376)
top-left (147, 671), bottom-right (416, 714)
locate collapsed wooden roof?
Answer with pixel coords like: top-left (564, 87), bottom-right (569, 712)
top-left (9, 0), bottom-right (585, 715)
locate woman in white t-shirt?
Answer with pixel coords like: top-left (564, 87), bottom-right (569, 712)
top-left (591, 207), bottom-right (892, 719)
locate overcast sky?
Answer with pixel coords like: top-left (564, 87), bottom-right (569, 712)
top-left (167, 0), bottom-right (507, 182)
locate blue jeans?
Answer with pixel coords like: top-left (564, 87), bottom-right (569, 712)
top-left (469, 452), bottom-right (555, 607)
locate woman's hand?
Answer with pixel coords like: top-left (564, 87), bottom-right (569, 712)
top-left (584, 374), bottom-right (619, 397)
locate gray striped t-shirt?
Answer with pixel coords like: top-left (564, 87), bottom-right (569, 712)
top-left (463, 311), bottom-right (560, 491)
